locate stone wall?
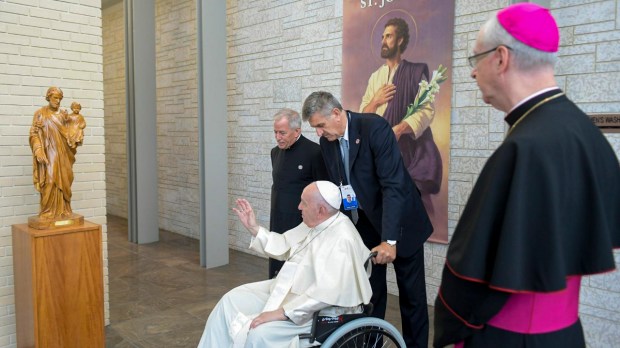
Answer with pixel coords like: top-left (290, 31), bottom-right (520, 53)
top-left (155, 0), bottom-right (200, 238)
top-left (0, 0), bottom-right (108, 345)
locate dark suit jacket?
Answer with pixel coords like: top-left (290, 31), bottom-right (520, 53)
top-left (320, 111), bottom-right (433, 257)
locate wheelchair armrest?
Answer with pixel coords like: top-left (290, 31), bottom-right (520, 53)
top-left (298, 311), bottom-right (320, 343)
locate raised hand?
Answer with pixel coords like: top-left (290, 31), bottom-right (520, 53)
top-left (232, 198), bottom-right (260, 236)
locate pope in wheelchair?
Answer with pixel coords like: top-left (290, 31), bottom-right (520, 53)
top-left (198, 181), bottom-right (374, 347)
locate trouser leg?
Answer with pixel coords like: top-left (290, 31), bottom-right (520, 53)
top-left (368, 263), bottom-right (387, 319)
top-left (394, 247), bottom-right (428, 348)
top-left (354, 209), bottom-right (387, 319)
top-left (269, 258), bottom-right (285, 279)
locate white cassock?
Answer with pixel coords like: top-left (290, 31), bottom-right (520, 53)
top-left (197, 212), bottom-right (372, 348)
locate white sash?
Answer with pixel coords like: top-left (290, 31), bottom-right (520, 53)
top-left (230, 312), bottom-right (253, 347)
top-left (262, 261), bottom-right (299, 312)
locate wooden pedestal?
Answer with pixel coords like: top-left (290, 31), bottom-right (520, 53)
top-left (12, 221), bottom-right (104, 348)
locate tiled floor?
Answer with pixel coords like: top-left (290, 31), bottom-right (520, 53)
top-left (105, 215), bottom-right (434, 347)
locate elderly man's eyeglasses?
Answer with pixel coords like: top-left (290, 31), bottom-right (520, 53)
top-left (468, 45), bottom-right (512, 68)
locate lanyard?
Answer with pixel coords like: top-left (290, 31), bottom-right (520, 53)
top-left (334, 112), bottom-right (353, 186)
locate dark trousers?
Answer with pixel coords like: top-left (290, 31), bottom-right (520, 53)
top-left (355, 209), bottom-right (429, 348)
top-left (269, 258), bottom-right (284, 279)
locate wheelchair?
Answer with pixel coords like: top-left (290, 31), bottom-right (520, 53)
top-left (298, 252), bottom-right (406, 347)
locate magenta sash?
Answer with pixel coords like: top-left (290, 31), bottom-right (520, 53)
top-left (487, 276), bottom-right (581, 334)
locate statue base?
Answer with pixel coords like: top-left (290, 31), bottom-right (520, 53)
top-left (13, 221), bottom-right (104, 347)
top-left (28, 213), bottom-right (84, 230)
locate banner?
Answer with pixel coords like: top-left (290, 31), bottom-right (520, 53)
top-left (343, 0), bottom-right (455, 243)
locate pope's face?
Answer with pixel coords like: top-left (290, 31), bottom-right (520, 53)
top-left (298, 185), bottom-right (321, 228)
top-left (308, 109), bottom-right (345, 142)
top-left (273, 117), bottom-right (300, 149)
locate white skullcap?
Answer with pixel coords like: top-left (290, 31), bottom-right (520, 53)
top-left (315, 181), bottom-right (341, 210)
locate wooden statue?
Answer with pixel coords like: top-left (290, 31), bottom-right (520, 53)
top-left (28, 87), bottom-right (85, 229)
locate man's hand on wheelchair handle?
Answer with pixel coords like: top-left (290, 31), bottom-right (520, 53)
top-left (371, 242), bottom-right (397, 264)
top-left (250, 308), bottom-right (288, 329)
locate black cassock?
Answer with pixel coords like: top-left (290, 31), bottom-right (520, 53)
top-left (434, 89), bottom-right (620, 347)
top-left (269, 134), bottom-right (328, 278)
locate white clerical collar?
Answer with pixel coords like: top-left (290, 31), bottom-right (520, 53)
top-left (508, 87), bottom-right (560, 114)
top-left (311, 212), bottom-right (340, 231)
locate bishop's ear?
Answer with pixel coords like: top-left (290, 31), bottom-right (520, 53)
top-left (496, 46), bottom-right (512, 71)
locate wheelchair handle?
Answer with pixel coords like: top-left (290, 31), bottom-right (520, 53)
top-left (364, 251), bottom-right (378, 269)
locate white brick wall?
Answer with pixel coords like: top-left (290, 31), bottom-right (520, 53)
top-left (0, 0), bottom-right (109, 345)
top-left (225, 0), bottom-right (620, 346)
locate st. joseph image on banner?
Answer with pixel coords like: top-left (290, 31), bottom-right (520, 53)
top-left (343, 0), bottom-right (455, 243)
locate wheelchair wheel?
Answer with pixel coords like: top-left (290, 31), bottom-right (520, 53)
top-left (320, 317), bottom-right (406, 348)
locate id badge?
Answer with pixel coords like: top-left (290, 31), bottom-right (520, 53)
top-left (340, 185), bottom-right (359, 210)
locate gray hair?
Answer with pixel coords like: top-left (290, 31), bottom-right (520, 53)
top-left (480, 16), bottom-right (557, 71)
top-left (322, 202), bottom-right (339, 216)
top-left (311, 184), bottom-right (339, 216)
top-left (273, 108), bottom-right (301, 129)
top-left (301, 91), bottom-right (343, 122)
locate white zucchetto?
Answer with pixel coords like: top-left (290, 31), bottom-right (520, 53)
top-left (315, 181), bottom-right (341, 210)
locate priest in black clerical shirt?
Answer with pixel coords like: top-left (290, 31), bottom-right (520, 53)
top-left (269, 108), bottom-right (328, 278)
